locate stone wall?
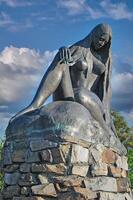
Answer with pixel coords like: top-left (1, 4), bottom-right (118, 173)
top-left (1, 136), bottom-right (133, 200)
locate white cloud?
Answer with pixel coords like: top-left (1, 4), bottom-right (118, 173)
top-left (0, 12), bottom-right (33, 32)
top-left (0, 46), bottom-right (57, 136)
top-left (58, 0), bottom-right (86, 15)
top-left (100, 0), bottom-right (133, 20)
top-left (112, 72), bottom-right (133, 95)
top-left (0, 0), bottom-right (33, 7)
top-left (58, 0), bottom-right (133, 21)
top-left (0, 12), bottom-right (13, 27)
top-left (128, 109), bottom-right (133, 121)
top-left (58, 0), bottom-right (103, 18)
top-left (0, 46), bottom-right (56, 104)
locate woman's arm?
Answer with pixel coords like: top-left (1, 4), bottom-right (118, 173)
top-left (10, 53), bottom-right (66, 122)
top-left (92, 55), bottom-right (106, 75)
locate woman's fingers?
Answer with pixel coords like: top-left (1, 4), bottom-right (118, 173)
top-left (59, 47), bottom-right (73, 64)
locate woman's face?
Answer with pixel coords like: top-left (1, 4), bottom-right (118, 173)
top-left (93, 33), bottom-right (109, 50)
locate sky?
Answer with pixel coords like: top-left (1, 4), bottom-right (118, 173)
top-left (0, 0), bottom-right (133, 138)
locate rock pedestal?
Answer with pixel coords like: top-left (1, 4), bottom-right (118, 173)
top-left (1, 101), bottom-right (133, 200)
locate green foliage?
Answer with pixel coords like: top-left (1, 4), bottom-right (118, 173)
top-left (111, 110), bottom-right (133, 188)
top-left (128, 149), bottom-right (133, 188)
top-left (111, 110), bottom-right (133, 148)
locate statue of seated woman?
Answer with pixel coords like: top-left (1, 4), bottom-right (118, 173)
top-left (10, 23), bottom-right (115, 136)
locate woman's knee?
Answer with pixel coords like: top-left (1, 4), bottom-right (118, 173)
top-left (74, 88), bottom-right (104, 113)
top-left (74, 88), bottom-right (91, 104)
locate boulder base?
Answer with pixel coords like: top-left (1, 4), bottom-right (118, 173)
top-left (1, 102), bottom-right (132, 199)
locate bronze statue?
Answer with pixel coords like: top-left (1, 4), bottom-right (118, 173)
top-left (10, 24), bottom-right (114, 135)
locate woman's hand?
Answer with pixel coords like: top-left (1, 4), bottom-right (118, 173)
top-left (59, 47), bottom-right (74, 65)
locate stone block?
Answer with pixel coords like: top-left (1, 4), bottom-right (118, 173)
top-left (13, 197), bottom-right (44, 200)
top-left (12, 149), bottom-right (27, 162)
top-left (53, 175), bottom-right (83, 187)
top-left (102, 149), bottom-right (116, 164)
top-left (124, 193), bottom-right (133, 200)
top-left (90, 148), bottom-right (101, 163)
top-left (3, 146), bottom-right (12, 165)
top-left (117, 177), bottom-right (129, 192)
top-left (40, 148), bottom-right (65, 164)
top-left (38, 174), bottom-right (49, 184)
top-left (74, 187), bottom-right (97, 199)
top-left (60, 144), bottom-right (71, 162)
top-left (108, 166), bottom-right (122, 177)
top-left (13, 140), bottom-right (29, 150)
top-left (58, 191), bottom-right (93, 200)
top-left (20, 163), bottom-right (31, 172)
top-left (71, 144), bottom-right (89, 163)
top-left (51, 148), bottom-right (65, 163)
top-left (91, 163), bottom-right (108, 176)
top-left (30, 139), bottom-right (58, 151)
top-left (31, 164), bottom-right (47, 173)
top-left (84, 177), bottom-right (117, 192)
top-left (4, 172), bottom-right (20, 185)
top-left (25, 150), bottom-right (40, 163)
top-left (72, 165), bottom-right (89, 177)
top-left (99, 192), bottom-right (126, 200)
top-left (121, 169), bottom-right (127, 177)
top-left (46, 163), bottom-right (67, 175)
top-left (31, 183), bottom-right (57, 197)
top-left (2, 185), bottom-right (20, 198)
top-left (19, 173), bottom-right (38, 186)
top-left (4, 164), bottom-right (19, 173)
top-left (116, 155), bottom-right (128, 170)
top-left (40, 149), bottom-right (53, 163)
top-left (21, 186), bottom-right (31, 195)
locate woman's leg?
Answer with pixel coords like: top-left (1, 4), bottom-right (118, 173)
top-left (10, 62), bottom-right (66, 122)
top-left (74, 87), bottom-right (112, 133)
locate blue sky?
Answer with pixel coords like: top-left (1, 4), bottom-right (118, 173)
top-left (0, 0), bottom-right (133, 137)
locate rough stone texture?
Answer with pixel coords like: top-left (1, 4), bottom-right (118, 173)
top-left (53, 175), bottom-right (83, 187)
top-left (51, 148), bottom-right (65, 163)
top-left (116, 155), bottom-right (128, 170)
top-left (38, 174), bottom-right (49, 184)
top-left (2, 185), bottom-right (20, 198)
top-left (20, 163), bottom-right (31, 172)
top-left (1, 105), bottom-right (132, 200)
top-left (21, 186), bottom-right (31, 195)
top-left (73, 187), bottom-right (97, 199)
top-left (13, 197), bottom-right (44, 200)
top-left (99, 192), bottom-right (130, 200)
top-left (40, 150), bottom-right (53, 163)
top-left (12, 149), bottom-right (27, 162)
top-left (91, 163), bottom-right (108, 176)
top-left (19, 173), bottom-right (38, 186)
top-left (121, 169), bottom-right (127, 178)
top-left (117, 178), bottom-right (130, 192)
top-left (4, 172), bottom-right (20, 185)
top-left (3, 146), bottom-right (12, 165)
top-left (84, 177), bottom-right (118, 192)
top-left (25, 150), bottom-right (40, 163)
top-left (102, 149), bottom-right (116, 164)
top-left (108, 166), bottom-right (122, 177)
top-left (30, 139), bottom-right (58, 151)
top-left (46, 163), bottom-right (67, 175)
top-left (31, 183), bottom-right (57, 197)
top-left (6, 101), bottom-right (127, 156)
top-left (1, 137), bottom-right (132, 200)
top-left (31, 164), bottom-right (47, 173)
top-left (72, 165), bottom-right (89, 177)
top-left (71, 144), bottom-right (89, 163)
top-left (4, 164), bottom-right (19, 173)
